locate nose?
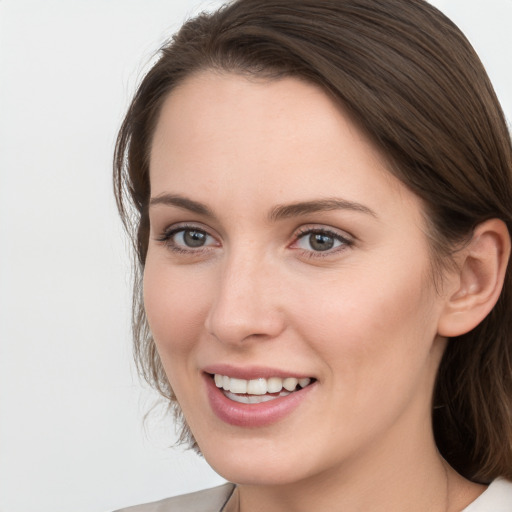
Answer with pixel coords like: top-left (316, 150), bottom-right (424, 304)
top-left (204, 250), bottom-right (286, 345)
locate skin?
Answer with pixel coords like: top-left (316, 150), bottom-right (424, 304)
top-left (144, 72), bottom-right (485, 511)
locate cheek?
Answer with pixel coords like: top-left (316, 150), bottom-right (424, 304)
top-left (291, 270), bottom-right (440, 451)
top-left (291, 258), bottom-right (438, 389)
top-left (142, 255), bottom-right (211, 358)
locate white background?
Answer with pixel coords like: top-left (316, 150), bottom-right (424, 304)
top-left (0, 1), bottom-right (511, 511)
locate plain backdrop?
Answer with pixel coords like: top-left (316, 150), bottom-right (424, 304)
top-left (0, 1), bottom-right (511, 511)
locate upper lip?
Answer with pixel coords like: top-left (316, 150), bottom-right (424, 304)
top-left (203, 364), bottom-right (314, 380)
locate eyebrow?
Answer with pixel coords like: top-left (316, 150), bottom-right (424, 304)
top-left (149, 193), bottom-right (214, 217)
top-left (269, 198), bottom-right (377, 221)
top-left (149, 193), bottom-right (377, 221)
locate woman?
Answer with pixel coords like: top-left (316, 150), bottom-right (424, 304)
top-left (113, 0), bottom-right (512, 510)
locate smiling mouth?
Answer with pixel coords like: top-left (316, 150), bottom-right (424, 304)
top-left (210, 373), bottom-right (315, 404)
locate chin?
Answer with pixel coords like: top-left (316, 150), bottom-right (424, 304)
top-left (193, 429), bottom-right (327, 486)
top-left (207, 455), bottom-right (311, 486)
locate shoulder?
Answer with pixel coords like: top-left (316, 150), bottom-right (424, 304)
top-left (113, 483), bottom-right (236, 512)
top-left (462, 478), bottom-right (512, 512)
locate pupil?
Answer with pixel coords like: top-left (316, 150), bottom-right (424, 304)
top-left (184, 230), bottom-right (206, 247)
top-left (310, 233), bottom-right (334, 251)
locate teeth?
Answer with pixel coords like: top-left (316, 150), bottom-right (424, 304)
top-left (247, 378), bottom-right (267, 395)
top-left (213, 374), bottom-right (312, 396)
top-left (229, 378), bottom-right (247, 394)
top-left (299, 378), bottom-right (311, 388)
top-left (225, 390), bottom-right (292, 404)
top-left (267, 377), bottom-right (283, 393)
top-left (283, 377), bottom-right (298, 391)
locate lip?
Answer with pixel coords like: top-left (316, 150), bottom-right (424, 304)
top-left (203, 364), bottom-right (314, 380)
top-left (203, 371), bottom-right (316, 428)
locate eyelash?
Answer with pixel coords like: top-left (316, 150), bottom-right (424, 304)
top-left (292, 226), bottom-right (354, 258)
top-left (156, 224), bottom-right (217, 255)
top-left (155, 224), bottom-right (354, 258)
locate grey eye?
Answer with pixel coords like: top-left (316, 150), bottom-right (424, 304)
top-left (308, 233), bottom-right (335, 251)
top-left (296, 230), bottom-right (345, 252)
top-left (182, 229), bottom-right (208, 247)
top-left (171, 228), bottom-right (215, 248)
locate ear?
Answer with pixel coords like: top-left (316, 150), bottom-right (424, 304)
top-left (437, 219), bottom-right (511, 338)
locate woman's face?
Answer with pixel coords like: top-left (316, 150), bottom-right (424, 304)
top-left (145, 72), bottom-right (450, 485)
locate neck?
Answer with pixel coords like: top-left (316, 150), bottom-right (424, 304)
top-left (235, 412), bottom-right (484, 512)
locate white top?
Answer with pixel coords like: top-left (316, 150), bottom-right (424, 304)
top-left (114, 478), bottom-right (512, 511)
top-left (461, 478), bottom-right (512, 511)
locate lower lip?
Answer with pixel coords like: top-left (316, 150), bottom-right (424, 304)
top-left (204, 374), bottom-right (315, 427)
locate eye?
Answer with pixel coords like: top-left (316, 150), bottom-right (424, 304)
top-left (156, 225), bottom-right (219, 252)
top-left (292, 226), bottom-right (353, 255)
top-left (174, 229), bottom-right (211, 248)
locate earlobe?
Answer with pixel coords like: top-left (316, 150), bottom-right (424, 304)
top-left (437, 219), bottom-right (511, 338)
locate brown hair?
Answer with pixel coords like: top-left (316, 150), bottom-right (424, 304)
top-left (114, 0), bottom-right (512, 482)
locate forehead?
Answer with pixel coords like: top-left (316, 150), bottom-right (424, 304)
top-left (149, 71), bottom-right (422, 223)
